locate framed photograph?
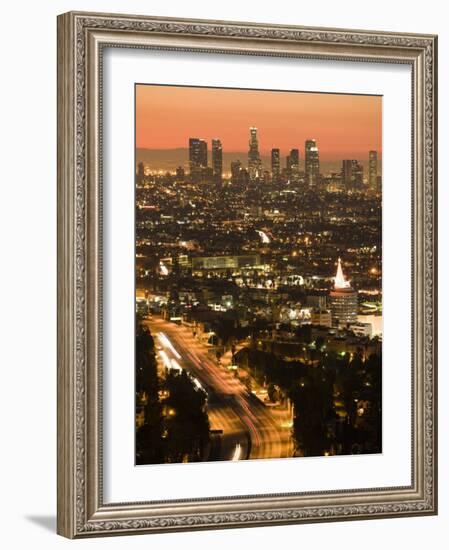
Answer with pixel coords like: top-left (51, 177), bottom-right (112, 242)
top-left (57, 11), bottom-right (438, 538)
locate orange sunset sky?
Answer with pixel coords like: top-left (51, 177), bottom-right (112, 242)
top-left (135, 84), bottom-right (382, 161)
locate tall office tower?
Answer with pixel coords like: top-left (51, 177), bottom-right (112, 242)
top-left (305, 139), bottom-right (320, 187)
top-left (289, 148), bottom-right (300, 174)
top-left (189, 138), bottom-right (208, 182)
top-left (342, 159), bottom-right (364, 190)
top-left (329, 258), bottom-right (358, 327)
top-left (354, 162), bottom-right (364, 187)
top-left (212, 139), bottom-right (223, 185)
top-left (369, 150), bottom-right (378, 191)
top-left (341, 160), bottom-right (353, 188)
top-left (136, 161), bottom-right (145, 184)
top-left (271, 148), bottom-right (280, 182)
top-left (248, 127), bottom-right (262, 181)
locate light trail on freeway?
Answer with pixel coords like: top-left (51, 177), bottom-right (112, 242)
top-left (143, 316), bottom-right (293, 462)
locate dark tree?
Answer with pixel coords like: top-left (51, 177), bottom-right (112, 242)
top-left (164, 371), bottom-right (210, 463)
top-left (290, 370), bottom-right (334, 456)
top-left (135, 325), bottom-right (164, 464)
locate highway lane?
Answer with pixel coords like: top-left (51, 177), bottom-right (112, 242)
top-left (143, 316), bottom-right (293, 462)
top-left (147, 318), bottom-right (250, 461)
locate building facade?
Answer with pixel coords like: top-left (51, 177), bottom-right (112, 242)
top-left (311, 308), bottom-right (332, 328)
top-left (136, 161), bottom-right (145, 184)
top-left (342, 159), bottom-right (364, 190)
top-left (305, 139), bottom-right (320, 187)
top-left (191, 254), bottom-right (261, 271)
top-left (329, 258), bottom-right (358, 327)
top-left (189, 137), bottom-right (208, 182)
top-left (211, 139), bottom-right (223, 185)
top-left (369, 150), bottom-right (378, 191)
top-left (288, 148), bottom-right (300, 176)
top-left (271, 148), bottom-right (280, 182)
top-left (248, 127), bottom-right (262, 181)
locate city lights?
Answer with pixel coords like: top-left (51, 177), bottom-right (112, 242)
top-left (135, 87), bottom-right (382, 466)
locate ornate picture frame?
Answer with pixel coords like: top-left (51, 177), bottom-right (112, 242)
top-left (57, 11), bottom-right (437, 538)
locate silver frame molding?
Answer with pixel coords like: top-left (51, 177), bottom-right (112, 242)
top-left (57, 11), bottom-right (438, 538)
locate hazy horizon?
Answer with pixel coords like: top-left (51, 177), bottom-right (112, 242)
top-left (136, 147), bottom-right (381, 175)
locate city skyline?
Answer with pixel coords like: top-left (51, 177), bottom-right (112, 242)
top-left (136, 146), bottom-right (380, 176)
top-left (138, 125), bottom-right (380, 193)
top-left (136, 84), bottom-right (382, 161)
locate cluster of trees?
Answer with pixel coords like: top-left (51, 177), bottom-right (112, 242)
top-left (162, 370), bottom-right (210, 463)
top-left (210, 315), bottom-right (252, 349)
top-left (235, 346), bottom-right (381, 457)
top-left (135, 325), bottom-right (210, 465)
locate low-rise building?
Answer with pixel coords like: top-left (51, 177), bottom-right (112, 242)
top-left (348, 321), bottom-right (372, 338)
top-left (311, 308), bottom-right (332, 327)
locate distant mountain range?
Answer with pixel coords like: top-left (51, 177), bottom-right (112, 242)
top-left (136, 148), bottom-right (378, 175)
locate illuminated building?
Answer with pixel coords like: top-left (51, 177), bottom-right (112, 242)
top-left (311, 308), bottom-right (332, 327)
top-left (192, 254), bottom-right (261, 271)
top-left (305, 139), bottom-right (320, 187)
top-left (271, 148), bottom-right (280, 182)
top-left (136, 161), bottom-right (145, 184)
top-left (212, 139), bottom-right (223, 185)
top-left (369, 150), bottom-right (378, 191)
top-left (189, 137), bottom-right (207, 182)
top-left (329, 258), bottom-right (358, 327)
top-left (342, 159), bottom-right (364, 190)
top-left (357, 314), bottom-right (383, 337)
top-left (349, 322), bottom-right (372, 338)
top-left (341, 160), bottom-right (352, 187)
top-left (287, 148), bottom-right (299, 176)
top-left (306, 292), bottom-right (327, 310)
top-left (323, 172), bottom-right (344, 193)
top-left (248, 127), bottom-right (262, 181)
top-left (354, 163), bottom-right (364, 187)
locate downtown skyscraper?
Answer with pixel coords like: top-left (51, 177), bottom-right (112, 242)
top-left (369, 150), bottom-right (378, 191)
top-left (248, 127), bottom-right (262, 181)
top-left (342, 159), bottom-right (364, 190)
top-left (305, 139), bottom-right (320, 187)
top-left (212, 139), bottom-right (223, 185)
top-left (287, 148), bottom-right (300, 176)
top-left (136, 161), bottom-right (145, 184)
top-left (271, 148), bottom-right (280, 182)
top-left (189, 138), bottom-right (208, 182)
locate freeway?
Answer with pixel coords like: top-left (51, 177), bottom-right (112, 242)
top-left (142, 316), bottom-right (293, 462)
